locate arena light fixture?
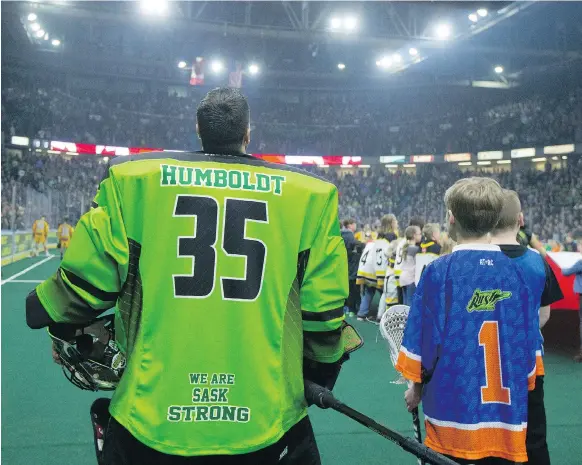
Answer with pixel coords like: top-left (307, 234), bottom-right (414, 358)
top-left (140, 0), bottom-right (168, 15)
top-left (477, 8), bottom-right (488, 17)
top-left (211, 60), bottom-right (224, 73)
top-left (28, 13), bottom-right (37, 22)
top-left (562, 155), bottom-right (568, 160)
top-left (30, 22), bottom-right (41, 32)
top-left (36, 29), bottom-right (45, 38)
top-left (531, 157), bottom-right (547, 163)
top-left (435, 23), bottom-right (452, 40)
top-left (248, 63), bottom-right (260, 75)
top-left (477, 161), bottom-right (492, 165)
top-left (51, 39), bottom-right (61, 47)
top-left (468, 13), bottom-right (478, 23)
top-left (44, 33), bottom-right (49, 40)
top-left (408, 48), bottom-right (418, 57)
top-left (494, 65), bottom-right (504, 74)
top-left (392, 53), bottom-right (402, 64)
top-left (344, 16), bottom-right (358, 31)
top-left (177, 61), bottom-right (187, 69)
top-left (337, 63), bottom-right (346, 70)
top-left (403, 164), bottom-right (416, 168)
top-left (330, 17), bottom-right (342, 29)
top-left (376, 56), bottom-right (392, 69)
top-left (458, 162), bottom-right (472, 166)
top-left (497, 160), bottom-right (512, 164)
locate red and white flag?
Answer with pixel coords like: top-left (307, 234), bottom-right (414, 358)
top-left (190, 57), bottom-right (204, 86)
top-left (229, 62), bottom-right (243, 88)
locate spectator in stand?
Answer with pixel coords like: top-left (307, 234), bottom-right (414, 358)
top-left (563, 233), bottom-right (578, 252)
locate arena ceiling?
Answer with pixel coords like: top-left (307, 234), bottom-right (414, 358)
top-left (2, 1), bottom-right (582, 90)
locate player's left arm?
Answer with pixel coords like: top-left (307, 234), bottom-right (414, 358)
top-left (301, 187), bottom-right (349, 390)
top-left (562, 259), bottom-right (582, 276)
top-left (26, 172), bottom-right (129, 329)
top-left (539, 258), bottom-right (565, 328)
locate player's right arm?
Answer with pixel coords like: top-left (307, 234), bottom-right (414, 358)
top-left (26, 170), bottom-right (128, 329)
top-left (395, 263), bottom-right (441, 384)
top-left (301, 186), bottom-right (349, 389)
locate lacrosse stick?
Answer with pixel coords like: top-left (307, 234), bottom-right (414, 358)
top-left (305, 381), bottom-right (457, 465)
top-left (380, 305), bottom-right (425, 465)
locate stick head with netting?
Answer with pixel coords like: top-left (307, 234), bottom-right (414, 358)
top-left (379, 305), bottom-right (410, 384)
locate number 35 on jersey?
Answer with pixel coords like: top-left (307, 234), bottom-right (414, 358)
top-left (172, 194), bottom-right (269, 302)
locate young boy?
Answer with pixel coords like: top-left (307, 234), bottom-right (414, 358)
top-left (396, 177), bottom-right (541, 464)
top-left (491, 190), bottom-right (563, 465)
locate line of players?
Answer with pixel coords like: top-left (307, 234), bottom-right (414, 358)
top-left (342, 212), bottom-right (547, 325)
top-left (342, 215), bottom-right (448, 324)
top-left (31, 216), bottom-right (75, 259)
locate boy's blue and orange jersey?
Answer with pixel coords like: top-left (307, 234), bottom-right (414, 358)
top-left (498, 245), bottom-right (564, 377)
top-left (396, 244), bottom-right (541, 463)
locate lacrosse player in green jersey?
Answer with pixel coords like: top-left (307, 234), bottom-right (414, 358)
top-left (26, 88), bottom-right (357, 465)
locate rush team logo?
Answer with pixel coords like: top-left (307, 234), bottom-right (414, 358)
top-left (467, 289), bottom-right (512, 312)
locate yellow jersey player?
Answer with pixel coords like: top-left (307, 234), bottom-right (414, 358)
top-left (57, 217), bottom-right (75, 259)
top-left (32, 216), bottom-right (50, 257)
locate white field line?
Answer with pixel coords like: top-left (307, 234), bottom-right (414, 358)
top-left (1, 255), bottom-right (54, 285)
top-left (2, 280), bottom-right (44, 284)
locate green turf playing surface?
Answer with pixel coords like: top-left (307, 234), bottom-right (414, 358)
top-left (2, 257), bottom-right (581, 464)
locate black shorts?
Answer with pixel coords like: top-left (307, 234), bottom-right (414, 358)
top-left (102, 415), bottom-right (321, 465)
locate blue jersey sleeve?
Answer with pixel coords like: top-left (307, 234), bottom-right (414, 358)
top-left (396, 263), bottom-right (442, 383)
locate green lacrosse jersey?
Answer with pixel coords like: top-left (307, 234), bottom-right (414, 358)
top-left (35, 151), bottom-right (348, 456)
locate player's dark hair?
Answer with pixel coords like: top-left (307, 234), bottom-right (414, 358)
top-left (197, 88), bottom-right (250, 153)
top-left (409, 216), bottom-right (425, 230)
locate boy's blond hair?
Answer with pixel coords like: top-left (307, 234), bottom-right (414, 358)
top-left (491, 189), bottom-right (522, 234)
top-left (422, 223), bottom-right (440, 242)
top-left (444, 177), bottom-right (504, 239)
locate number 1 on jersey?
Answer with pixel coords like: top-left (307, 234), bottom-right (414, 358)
top-left (479, 321), bottom-right (511, 405)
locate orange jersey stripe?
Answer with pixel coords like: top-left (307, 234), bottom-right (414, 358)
top-left (536, 352), bottom-right (545, 377)
top-left (424, 419), bottom-right (528, 463)
top-left (395, 349), bottom-right (422, 384)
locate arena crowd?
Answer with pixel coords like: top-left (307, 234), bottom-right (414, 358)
top-left (1, 83), bottom-right (581, 246)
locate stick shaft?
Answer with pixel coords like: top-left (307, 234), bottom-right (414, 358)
top-left (332, 402), bottom-right (458, 465)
